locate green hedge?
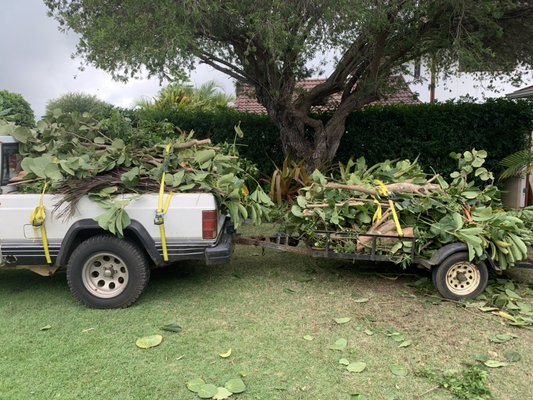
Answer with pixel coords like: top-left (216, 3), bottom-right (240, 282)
top-left (137, 99), bottom-right (533, 177)
top-left (339, 99), bottom-right (533, 177)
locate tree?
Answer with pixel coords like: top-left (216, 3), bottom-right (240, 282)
top-left (137, 80), bottom-right (234, 113)
top-left (45, 1), bottom-right (533, 169)
top-left (0, 90), bottom-right (35, 127)
top-left (46, 92), bottom-right (114, 117)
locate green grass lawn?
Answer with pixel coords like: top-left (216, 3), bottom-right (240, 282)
top-left (1, 228), bottom-right (532, 400)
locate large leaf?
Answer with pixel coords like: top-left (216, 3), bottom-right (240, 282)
top-left (197, 384), bottom-right (218, 399)
top-left (187, 378), bottom-right (206, 393)
top-left (225, 378), bottom-right (245, 394)
top-left (329, 338), bottom-right (347, 351)
top-left (346, 361), bottom-right (367, 373)
top-left (390, 364), bottom-right (408, 376)
top-left (135, 334), bottom-right (163, 349)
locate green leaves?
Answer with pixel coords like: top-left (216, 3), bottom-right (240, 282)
top-left (224, 378), bottom-right (245, 394)
top-left (329, 338), bottom-right (347, 351)
top-left (187, 378), bottom-right (206, 393)
top-left (160, 323), bottom-right (182, 333)
top-left (334, 317), bottom-right (351, 324)
top-left (135, 334), bottom-right (163, 349)
top-left (504, 351), bottom-right (521, 362)
top-left (93, 199), bottom-right (132, 238)
top-left (346, 361), bottom-right (367, 373)
top-left (390, 364), bottom-right (408, 376)
top-left (489, 333), bottom-right (517, 344)
top-left (187, 377), bottom-right (246, 399)
top-left (483, 360), bottom-right (507, 368)
top-left (197, 384), bottom-right (218, 398)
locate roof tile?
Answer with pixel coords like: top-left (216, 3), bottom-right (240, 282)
top-left (234, 76), bottom-right (420, 114)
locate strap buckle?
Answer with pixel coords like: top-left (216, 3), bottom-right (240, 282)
top-left (154, 211), bottom-right (164, 225)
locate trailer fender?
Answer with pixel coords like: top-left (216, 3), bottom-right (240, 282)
top-left (421, 242), bottom-right (499, 271)
top-left (56, 219), bottom-right (162, 267)
top-left (428, 243), bottom-right (468, 266)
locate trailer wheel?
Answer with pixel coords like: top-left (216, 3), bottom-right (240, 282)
top-left (432, 252), bottom-right (488, 300)
top-left (67, 235), bottom-right (150, 309)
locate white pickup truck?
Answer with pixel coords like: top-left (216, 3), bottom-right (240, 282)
top-left (0, 136), bottom-right (235, 308)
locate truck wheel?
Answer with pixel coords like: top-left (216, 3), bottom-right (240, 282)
top-left (67, 235), bottom-right (150, 309)
top-left (432, 252), bottom-right (488, 300)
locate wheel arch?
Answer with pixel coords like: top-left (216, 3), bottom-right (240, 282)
top-left (56, 219), bottom-right (162, 267)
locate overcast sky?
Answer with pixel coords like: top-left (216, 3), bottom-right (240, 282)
top-left (0, 0), bottom-right (233, 118)
top-left (1, 0), bottom-right (530, 119)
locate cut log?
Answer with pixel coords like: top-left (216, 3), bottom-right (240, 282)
top-left (325, 181), bottom-right (441, 196)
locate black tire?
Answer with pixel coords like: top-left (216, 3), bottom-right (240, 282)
top-left (432, 252), bottom-right (488, 301)
top-left (67, 235), bottom-right (150, 309)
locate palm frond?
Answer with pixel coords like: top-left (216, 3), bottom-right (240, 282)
top-left (499, 150), bottom-right (533, 180)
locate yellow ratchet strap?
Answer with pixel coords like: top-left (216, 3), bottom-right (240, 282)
top-left (155, 144), bottom-right (174, 262)
top-left (372, 196), bottom-right (382, 223)
top-left (375, 180), bottom-right (404, 237)
top-left (30, 182), bottom-right (52, 264)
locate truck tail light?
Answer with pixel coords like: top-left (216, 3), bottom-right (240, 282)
top-left (202, 210), bottom-right (218, 240)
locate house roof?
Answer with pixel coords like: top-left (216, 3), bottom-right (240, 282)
top-left (234, 76), bottom-right (420, 114)
top-left (506, 85), bottom-right (533, 99)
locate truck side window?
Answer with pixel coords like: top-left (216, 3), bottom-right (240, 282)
top-left (1, 144), bottom-right (21, 186)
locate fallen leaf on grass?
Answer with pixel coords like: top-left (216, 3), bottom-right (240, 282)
top-left (351, 394), bottom-right (369, 400)
top-left (225, 378), bottom-right (246, 394)
top-left (283, 288), bottom-right (297, 294)
top-left (160, 323), bottom-right (182, 333)
top-left (490, 333), bottom-right (517, 343)
top-left (213, 387), bottom-right (233, 400)
top-left (377, 274), bottom-right (400, 281)
top-left (390, 364), bottom-right (408, 376)
top-left (334, 317), bottom-right (352, 324)
top-left (484, 360), bottom-right (508, 368)
top-left (504, 351), bottom-right (521, 362)
top-left (478, 306), bottom-right (499, 312)
top-left (346, 361), bottom-right (367, 373)
top-left (136, 335), bottom-right (163, 349)
top-left (364, 329), bottom-right (374, 336)
top-left (219, 349), bottom-right (232, 358)
top-left (398, 340), bottom-right (412, 348)
top-left (505, 289), bottom-right (522, 299)
top-left (339, 358), bottom-right (350, 366)
top-left (303, 335), bottom-right (314, 341)
top-left (187, 378), bottom-right (206, 393)
top-left (353, 297), bottom-right (369, 303)
top-left (197, 383), bottom-right (218, 398)
top-left (330, 338), bottom-right (347, 351)
top-left (40, 325), bottom-right (51, 331)
top-left (82, 327), bottom-right (95, 333)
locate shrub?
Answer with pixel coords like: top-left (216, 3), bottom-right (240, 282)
top-left (0, 90), bottom-right (35, 127)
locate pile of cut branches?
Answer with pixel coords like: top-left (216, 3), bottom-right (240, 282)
top-left (283, 150), bottom-right (533, 269)
top-left (3, 112), bottom-right (273, 230)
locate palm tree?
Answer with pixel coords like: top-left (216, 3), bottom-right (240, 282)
top-left (138, 80), bottom-right (234, 112)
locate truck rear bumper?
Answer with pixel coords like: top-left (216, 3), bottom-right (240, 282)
top-left (205, 221), bottom-right (235, 265)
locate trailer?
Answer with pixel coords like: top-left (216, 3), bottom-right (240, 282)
top-left (236, 231), bottom-right (497, 301)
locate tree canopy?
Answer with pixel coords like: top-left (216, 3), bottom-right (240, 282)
top-left (0, 90), bottom-right (35, 127)
top-left (45, 0), bottom-right (533, 168)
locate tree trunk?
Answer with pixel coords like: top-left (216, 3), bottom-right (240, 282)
top-left (271, 108), bottom-right (350, 171)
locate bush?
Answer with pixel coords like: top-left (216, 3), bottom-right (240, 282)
top-left (0, 90), bottom-right (35, 127)
top-left (45, 92), bottom-right (115, 118)
top-left (136, 99), bottom-right (533, 178)
top-left (338, 99), bottom-right (533, 177)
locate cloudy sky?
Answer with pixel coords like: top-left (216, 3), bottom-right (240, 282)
top-left (1, 0), bottom-right (530, 119)
top-left (0, 0), bottom-right (233, 118)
